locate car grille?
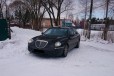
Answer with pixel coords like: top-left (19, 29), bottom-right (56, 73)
top-left (35, 40), bottom-right (48, 48)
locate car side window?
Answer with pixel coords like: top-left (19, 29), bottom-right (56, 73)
top-left (75, 31), bottom-right (78, 34)
top-left (69, 29), bottom-right (75, 36)
top-left (72, 28), bottom-right (78, 35)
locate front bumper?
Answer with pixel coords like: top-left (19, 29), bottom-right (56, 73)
top-left (28, 44), bottom-right (64, 56)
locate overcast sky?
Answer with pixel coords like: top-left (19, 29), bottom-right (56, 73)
top-left (60, 0), bottom-right (105, 20)
top-left (7, 0), bottom-right (104, 20)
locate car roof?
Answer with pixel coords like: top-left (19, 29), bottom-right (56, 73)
top-left (49, 26), bottom-right (75, 29)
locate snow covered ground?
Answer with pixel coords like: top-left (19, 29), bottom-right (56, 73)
top-left (0, 27), bottom-right (114, 76)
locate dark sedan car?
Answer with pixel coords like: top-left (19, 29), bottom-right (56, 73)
top-left (28, 27), bottom-right (80, 57)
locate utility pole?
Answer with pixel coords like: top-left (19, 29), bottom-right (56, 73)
top-left (88, 0), bottom-right (93, 39)
top-left (106, 0), bottom-right (109, 19)
top-left (84, 0), bottom-right (87, 25)
top-left (103, 0), bottom-right (110, 40)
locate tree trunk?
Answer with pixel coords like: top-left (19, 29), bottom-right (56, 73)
top-left (103, 0), bottom-right (110, 40)
top-left (47, 11), bottom-right (53, 27)
top-left (57, 7), bottom-right (61, 26)
top-left (87, 0), bottom-right (93, 39)
top-left (83, 0), bottom-right (88, 38)
top-left (0, 4), bottom-right (3, 19)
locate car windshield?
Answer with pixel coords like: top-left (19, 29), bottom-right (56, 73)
top-left (43, 28), bottom-right (68, 37)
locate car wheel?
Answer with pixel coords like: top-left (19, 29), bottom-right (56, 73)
top-left (75, 41), bottom-right (80, 48)
top-left (62, 45), bottom-right (68, 57)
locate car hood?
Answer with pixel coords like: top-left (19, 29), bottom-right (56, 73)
top-left (33, 35), bottom-right (67, 42)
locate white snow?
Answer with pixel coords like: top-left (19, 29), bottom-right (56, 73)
top-left (0, 27), bottom-right (114, 76)
top-left (0, 27), bottom-right (41, 59)
top-left (77, 29), bottom-right (114, 43)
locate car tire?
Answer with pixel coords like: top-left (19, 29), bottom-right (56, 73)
top-left (75, 41), bottom-right (80, 48)
top-left (62, 45), bottom-right (68, 57)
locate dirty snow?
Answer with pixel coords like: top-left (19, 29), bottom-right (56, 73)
top-left (0, 27), bottom-right (114, 76)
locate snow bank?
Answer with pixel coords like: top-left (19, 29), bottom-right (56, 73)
top-left (0, 27), bottom-right (41, 59)
top-left (0, 27), bottom-right (114, 59)
top-left (77, 29), bottom-right (114, 43)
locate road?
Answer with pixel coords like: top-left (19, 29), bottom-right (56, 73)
top-left (0, 41), bottom-right (114, 76)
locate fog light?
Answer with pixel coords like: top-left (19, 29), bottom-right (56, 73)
top-left (28, 39), bottom-right (33, 43)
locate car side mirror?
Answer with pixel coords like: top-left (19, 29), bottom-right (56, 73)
top-left (41, 32), bottom-right (44, 35)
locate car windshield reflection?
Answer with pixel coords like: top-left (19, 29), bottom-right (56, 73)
top-left (43, 28), bottom-right (68, 37)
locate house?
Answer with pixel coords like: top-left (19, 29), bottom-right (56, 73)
top-left (10, 18), bottom-right (75, 29)
top-left (91, 24), bottom-right (114, 31)
top-left (42, 18), bottom-right (63, 28)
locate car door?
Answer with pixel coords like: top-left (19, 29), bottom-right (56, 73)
top-left (73, 28), bottom-right (80, 43)
top-left (68, 28), bottom-right (76, 49)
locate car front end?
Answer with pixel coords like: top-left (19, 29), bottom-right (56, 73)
top-left (28, 27), bottom-right (70, 56)
top-left (28, 37), bottom-right (67, 56)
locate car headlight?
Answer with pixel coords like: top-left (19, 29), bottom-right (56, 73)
top-left (28, 39), bottom-right (33, 43)
top-left (55, 42), bottom-right (61, 47)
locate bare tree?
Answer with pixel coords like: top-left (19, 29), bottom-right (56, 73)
top-left (23, 0), bottom-right (46, 30)
top-left (108, 0), bottom-right (114, 18)
top-left (41, 0), bottom-right (64, 26)
top-left (79, 0), bottom-right (108, 39)
top-left (0, 0), bottom-right (3, 18)
top-left (0, 0), bottom-right (7, 19)
top-left (9, 0), bottom-right (46, 30)
top-left (9, 0), bottom-right (26, 27)
top-left (103, 0), bottom-right (110, 40)
top-left (79, 0), bottom-right (89, 39)
top-left (41, 0), bottom-right (73, 26)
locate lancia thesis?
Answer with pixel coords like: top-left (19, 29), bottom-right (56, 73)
top-left (28, 27), bottom-right (80, 57)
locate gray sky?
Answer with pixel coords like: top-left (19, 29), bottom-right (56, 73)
top-left (7, 0), bottom-right (105, 20)
top-left (61, 0), bottom-right (105, 20)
